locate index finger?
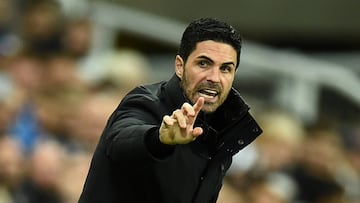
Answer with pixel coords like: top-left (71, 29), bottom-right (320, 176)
top-left (193, 97), bottom-right (204, 116)
top-left (186, 97), bottom-right (204, 127)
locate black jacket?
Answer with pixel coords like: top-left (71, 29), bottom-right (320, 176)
top-left (78, 74), bottom-right (262, 203)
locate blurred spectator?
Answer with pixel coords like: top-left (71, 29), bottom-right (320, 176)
top-left (254, 110), bottom-right (305, 173)
top-left (18, 0), bottom-right (64, 55)
top-left (57, 0), bottom-right (91, 19)
top-left (0, 73), bottom-right (15, 134)
top-left (343, 126), bottom-right (360, 202)
top-left (22, 140), bottom-right (65, 203)
top-left (291, 127), bottom-right (347, 203)
top-left (0, 99), bottom-right (13, 134)
top-left (8, 101), bottom-right (41, 154)
top-left (224, 109), bottom-right (305, 203)
top-left (58, 152), bottom-right (92, 203)
top-left (78, 49), bottom-right (151, 94)
top-left (35, 85), bottom-right (87, 149)
top-left (0, 0), bottom-right (20, 58)
top-left (0, 1), bottom-right (359, 203)
top-left (41, 54), bottom-right (86, 93)
top-left (6, 53), bottom-right (45, 153)
top-left (62, 17), bottom-right (93, 59)
top-left (7, 53), bottom-right (88, 152)
top-left (221, 171), bottom-right (298, 203)
top-left (6, 53), bottom-right (44, 100)
top-left (217, 179), bottom-right (246, 203)
top-left (342, 125), bottom-right (360, 174)
top-left (0, 136), bottom-right (27, 203)
top-left (64, 92), bottom-right (120, 152)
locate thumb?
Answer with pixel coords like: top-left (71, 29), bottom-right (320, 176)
top-left (192, 127), bottom-right (203, 137)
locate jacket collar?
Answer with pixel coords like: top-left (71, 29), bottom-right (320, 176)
top-left (164, 74), bottom-right (189, 110)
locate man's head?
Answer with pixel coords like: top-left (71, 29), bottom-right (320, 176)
top-left (175, 18), bottom-right (242, 113)
top-left (178, 18), bottom-right (242, 69)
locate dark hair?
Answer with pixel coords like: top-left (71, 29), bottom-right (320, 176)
top-left (178, 18), bottom-right (242, 68)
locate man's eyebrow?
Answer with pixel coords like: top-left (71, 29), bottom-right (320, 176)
top-left (197, 55), bottom-right (236, 67)
top-left (222, 62), bottom-right (236, 67)
top-left (197, 55), bottom-right (214, 63)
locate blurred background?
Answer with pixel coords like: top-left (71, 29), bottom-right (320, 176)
top-left (0, 0), bottom-right (359, 203)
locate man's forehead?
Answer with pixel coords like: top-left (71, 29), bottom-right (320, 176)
top-left (191, 41), bottom-right (237, 63)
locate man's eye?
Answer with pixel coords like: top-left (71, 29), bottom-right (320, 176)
top-left (199, 60), bottom-right (209, 67)
top-left (220, 65), bottom-right (233, 73)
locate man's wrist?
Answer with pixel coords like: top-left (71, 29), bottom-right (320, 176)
top-left (145, 128), bottom-right (175, 159)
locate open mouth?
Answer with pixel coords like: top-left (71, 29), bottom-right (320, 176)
top-left (198, 89), bottom-right (219, 98)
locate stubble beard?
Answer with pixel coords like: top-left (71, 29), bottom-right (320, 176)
top-left (180, 71), bottom-right (228, 113)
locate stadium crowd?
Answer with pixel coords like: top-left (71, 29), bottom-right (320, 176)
top-left (0, 0), bottom-right (359, 203)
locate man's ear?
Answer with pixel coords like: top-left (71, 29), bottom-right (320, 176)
top-left (175, 55), bottom-right (184, 78)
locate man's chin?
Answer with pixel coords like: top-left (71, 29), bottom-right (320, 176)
top-left (201, 103), bottom-right (219, 113)
top-left (202, 96), bottom-right (218, 104)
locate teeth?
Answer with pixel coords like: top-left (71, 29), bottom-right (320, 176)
top-left (199, 93), bottom-right (214, 98)
top-left (204, 89), bottom-right (217, 94)
top-left (199, 89), bottom-right (218, 98)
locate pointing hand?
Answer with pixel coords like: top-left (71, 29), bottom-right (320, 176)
top-left (159, 97), bottom-right (204, 145)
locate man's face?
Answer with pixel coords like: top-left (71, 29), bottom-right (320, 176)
top-left (176, 40), bottom-right (237, 113)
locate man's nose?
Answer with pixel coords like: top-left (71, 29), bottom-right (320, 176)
top-left (206, 68), bottom-right (220, 83)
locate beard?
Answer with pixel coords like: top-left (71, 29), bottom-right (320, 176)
top-left (180, 70), bottom-right (229, 113)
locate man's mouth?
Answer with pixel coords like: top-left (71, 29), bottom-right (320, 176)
top-left (198, 89), bottom-right (219, 99)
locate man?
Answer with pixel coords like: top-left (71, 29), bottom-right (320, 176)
top-left (78, 17), bottom-right (262, 203)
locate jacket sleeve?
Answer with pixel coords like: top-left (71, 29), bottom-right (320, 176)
top-left (103, 88), bottom-right (174, 162)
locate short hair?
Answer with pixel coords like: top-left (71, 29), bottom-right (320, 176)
top-left (178, 18), bottom-right (242, 68)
